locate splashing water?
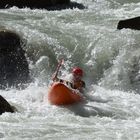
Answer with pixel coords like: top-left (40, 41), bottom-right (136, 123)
top-left (0, 0), bottom-right (140, 139)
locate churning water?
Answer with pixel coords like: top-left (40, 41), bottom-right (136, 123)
top-left (0, 0), bottom-right (140, 139)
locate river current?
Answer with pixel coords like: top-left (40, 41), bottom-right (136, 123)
top-left (0, 0), bottom-right (140, 139)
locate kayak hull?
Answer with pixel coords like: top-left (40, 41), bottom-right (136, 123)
top-left (47, 82), bottom-right (83, 105)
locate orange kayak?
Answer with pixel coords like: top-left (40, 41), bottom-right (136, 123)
top-left (47, 82), bottom-right (84, 105)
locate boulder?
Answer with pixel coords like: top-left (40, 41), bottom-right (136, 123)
top-left (117, 16), bottom-right (140, 30)
top-left (0, 95), bottom-right (14, 115)
top-left (0, 29), bottom-right (30, 89)
top-left (0, 0), bottom-right (70, 9)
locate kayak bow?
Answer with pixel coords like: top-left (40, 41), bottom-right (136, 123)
top-left (47, 82), bottom-right (84, 105)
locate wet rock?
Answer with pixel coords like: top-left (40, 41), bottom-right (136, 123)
top-left (0, 0), bottom-right (85, 10)
top-left (0, 95), bottom-right (14, 114)
top-left (117, 16), bottom-right (140, 30)
top-left (0, 29), bottom-right (30, 89)
top-left (46, 1), bottom-right (85, 10)
top-left (0, 0), bottom-right (70, 9)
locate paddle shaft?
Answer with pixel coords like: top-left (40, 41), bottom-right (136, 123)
top-left (52, 59), bottom-right (64, 80)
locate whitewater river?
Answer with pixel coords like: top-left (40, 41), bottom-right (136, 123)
top-left (0, 0), bottom-right (140, 139)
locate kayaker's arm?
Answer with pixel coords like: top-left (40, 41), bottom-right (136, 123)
top-left (51, 59), bottom-right (72, 86)
top-left (52, 59), bottom-right (64, 81)
top-left (52, 73), bottom-right (59, 81)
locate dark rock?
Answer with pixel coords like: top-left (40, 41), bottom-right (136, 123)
top-left (0, 0), bottom-right (70, 9)
top-left (117, 16), bottom-right (140, 30)
top-left (46, 1), bottom-right (85, 10)
top-left (0, 95), bottom-right (14, 114)
top-left (0, 29), bottom-right (30, 89)
top-left (0, 0), bottom-right (85, 10)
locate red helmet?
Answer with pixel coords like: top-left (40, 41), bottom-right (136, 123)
top-left (72, 67), bottom-right (83, 76)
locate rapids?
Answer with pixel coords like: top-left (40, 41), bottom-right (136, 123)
top-left (0, 0), bottom-right (140, 139)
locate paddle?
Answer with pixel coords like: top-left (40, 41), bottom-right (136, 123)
top-left (52, 59), bottom-right (64, 81)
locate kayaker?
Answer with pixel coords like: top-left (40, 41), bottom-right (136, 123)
top-left (52, 60), bottom-right (85, 93)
